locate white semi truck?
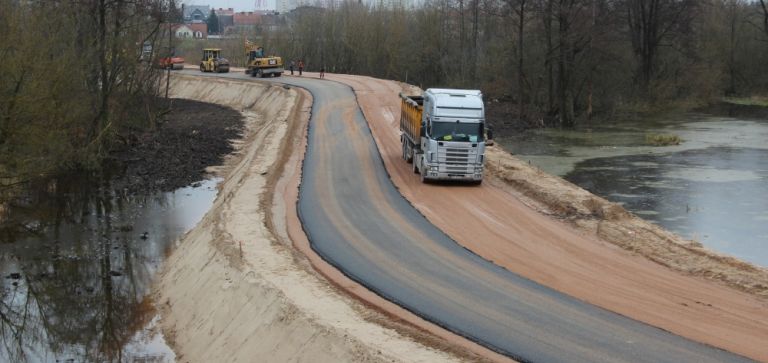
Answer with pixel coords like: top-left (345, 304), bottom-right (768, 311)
top-left (400, 89), bottom-right (487, 184)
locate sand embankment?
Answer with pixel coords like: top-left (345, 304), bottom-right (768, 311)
top-left (155, 75), bottom-right (465, 363)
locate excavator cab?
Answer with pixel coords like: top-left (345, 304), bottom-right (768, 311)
top-left (247, 47), bottom-right (265, 62)
top-left (200, 48), bottom-right (229, 73)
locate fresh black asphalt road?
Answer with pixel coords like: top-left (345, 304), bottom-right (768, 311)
top-left (182, 70), bottom-right (753, 363)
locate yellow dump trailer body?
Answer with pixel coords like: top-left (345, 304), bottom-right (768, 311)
top-left (400, 93), bottom-right (423, 144)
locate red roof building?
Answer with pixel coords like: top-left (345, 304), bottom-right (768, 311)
top-left (186, 23), bottom-right (208, 39)
top-left (214, 8), bottom-right (235, 16)
top-left (233, 12), bottom-right (262, 26)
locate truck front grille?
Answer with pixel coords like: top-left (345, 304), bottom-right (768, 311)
top-left (438, 146), bottom-right (477, 174)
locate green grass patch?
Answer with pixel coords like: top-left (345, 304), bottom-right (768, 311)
top-left (722, 96), bottom-right (768, 107)
top-left (645, 133), bottom-right (682, 146)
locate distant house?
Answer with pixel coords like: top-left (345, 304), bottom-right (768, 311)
top-left (234, 12), bottom-right (262, 26)
top-left (183, 5), bottom-right (210, 23)
top-left (187, 23), bottom-right (208, 39)
top-left (174, 24), bottom-right (194, 38)
top-left (215, 8), bottom-right (235, 33)
top-left (231, 11), bottom-right (262, 33)
top-left (173, 23), bottom-right (207, 39)
top-left (214, 7), bottom-right (235, 16)
top-left (260, 13), bottom-right (285, 33)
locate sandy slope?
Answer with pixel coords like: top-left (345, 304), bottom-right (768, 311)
top-left (324, 73), bottom-right (768, 362)
top-left (155, 75), bottom-right (467, 363)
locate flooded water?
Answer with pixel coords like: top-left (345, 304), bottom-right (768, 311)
top-left (497, 113), bottom-right (768, 267)
top-left (0, 173), bottom-right (219, 362)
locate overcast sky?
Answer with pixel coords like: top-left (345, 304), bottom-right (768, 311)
top-left (180, 0), bottom-right (275, 12)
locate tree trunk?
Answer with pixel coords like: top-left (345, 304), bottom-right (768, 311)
top-left (545, 0), bottom-right (554, 114)
top-left (517, 0), bottom-right (526, 122)
top-left (558, 1), bottom-right (574, 127)
top-left (728, 0), bottom-right (737, 95)
top-left (586, 0), bottom-right (596, 120)
top-left (471, 0), bottom-right (479, 83)
top-left (91, 0), bottom-right (109, 147)
top-left (459, 0), bottom-right (466, 84)
top-left (761, 0), bottom-right (768, 36)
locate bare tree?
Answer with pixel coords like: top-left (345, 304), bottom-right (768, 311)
top-left (511, 0), bottom-right (528, 121)
top-left (760, 0), bottom-right (768, 36)
top-left (626, 0), bottom-right (697, 95)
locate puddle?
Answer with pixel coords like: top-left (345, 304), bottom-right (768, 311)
top-left (0, 175), bottom-right (219, 362)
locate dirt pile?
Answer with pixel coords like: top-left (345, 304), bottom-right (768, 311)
top-left (485, 146), bottom-right (768, 298)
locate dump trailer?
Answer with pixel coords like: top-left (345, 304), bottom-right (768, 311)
top-left (400, 89), bottom-right (486, 184)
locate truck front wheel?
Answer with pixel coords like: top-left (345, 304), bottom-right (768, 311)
top-left (412, 154), bottom-right (420, 174)
top-left (405, 140), bottom-right (414, 164)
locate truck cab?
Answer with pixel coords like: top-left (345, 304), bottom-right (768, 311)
top-left (401, 88), bottom-right (486, 184)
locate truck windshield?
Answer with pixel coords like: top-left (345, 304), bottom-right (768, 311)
top-left (430, 121), bottom-right (483, 142)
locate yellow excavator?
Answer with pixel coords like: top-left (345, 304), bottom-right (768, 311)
top-left (199, 48), bottom-right (230, 73)
top-left (244, 40), bottom-right (283, 78)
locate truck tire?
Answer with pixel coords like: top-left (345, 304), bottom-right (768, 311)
top-left (405, 141), bottom-right (414, 164)
top-left (412, 154), bottom-right (419, 174)
top-left (200, 64), bottom-right (205, 72)
top-left (275, 73), bottom-right (282, 77)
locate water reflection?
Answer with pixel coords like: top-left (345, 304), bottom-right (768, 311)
top-left (498, 115), bottom-right (768, 267)
top-left (566, 147), bottom-right (768, 265)
top-left (0, 173), bottom-right (218, 362)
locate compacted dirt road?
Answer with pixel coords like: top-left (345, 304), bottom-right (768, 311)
top-left (173, 69), bottom-right (767, 362)
top-left (328, 74), bottom-right (768, 361)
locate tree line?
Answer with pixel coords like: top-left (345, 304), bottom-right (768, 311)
top-left (0, 0), bottom-right (177, 187)
top-left (261, 0), bottom-right (768, 126)
top-left (3, 0), bottom-right (768, 186)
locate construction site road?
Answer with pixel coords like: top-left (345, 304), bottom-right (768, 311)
top-left (177, 69), bottom-right (755, 363)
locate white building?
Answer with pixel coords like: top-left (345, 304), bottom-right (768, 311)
top-left (276, 0), bottom-right (318, 13)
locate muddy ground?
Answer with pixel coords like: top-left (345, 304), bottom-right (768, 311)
top-left (109, 98), bottom-right (243, 193)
